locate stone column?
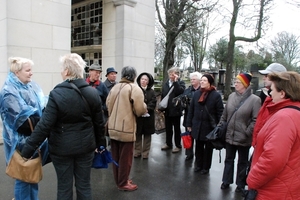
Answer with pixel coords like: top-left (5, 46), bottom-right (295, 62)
top-left (0, 0), bottom-right (71, 95)
top-left (102, 0), bottom-right (155, 79)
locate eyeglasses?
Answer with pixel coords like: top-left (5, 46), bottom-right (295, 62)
top-left (234, 81), bottom-right (242, 84)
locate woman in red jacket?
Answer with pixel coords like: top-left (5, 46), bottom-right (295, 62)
top-left (247, 71), bottom-right (300, 200)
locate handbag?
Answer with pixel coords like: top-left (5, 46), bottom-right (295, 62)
top-left (206, 127), bottom-right (226, 150)
top-left (92, 146), bottom-right (118, 169)
top-left (154, 94), bottom-right (166, 134)
top-left (205, 105), bottom-right (226, 151)
top-left (6, 149), bottom-right (43, 183)
top-left (206, 96), bottom-right (250, 149)
top-left (158, 86), bottom-right (174, 111)
top-left (154, 108), bottom-right (166, 134)
top-left (181, 131), bottom-right (192, 149)
top-left (6, 117), bottom-right (43, 183)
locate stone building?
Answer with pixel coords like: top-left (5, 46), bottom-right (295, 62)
top-left (0, 0), bottom-right (155, 95)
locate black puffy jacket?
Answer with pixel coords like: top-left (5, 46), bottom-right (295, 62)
top-left (22, 79), bottom-right (106, 157)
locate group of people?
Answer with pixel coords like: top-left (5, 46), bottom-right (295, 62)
top-left (1, 54), bottom-right (300, 200)
top-left (159, 64), bottom-right (300, 199)
top-left (0, 53), bottom-right (156, 199)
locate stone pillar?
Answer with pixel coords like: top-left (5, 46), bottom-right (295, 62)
top-left (0, 0), bottom-right (71, 95)
top-left (102, 0), bottom-right (155, 79)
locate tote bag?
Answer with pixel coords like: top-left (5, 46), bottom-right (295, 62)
top-left (158, 86), bottom-right (174, 111)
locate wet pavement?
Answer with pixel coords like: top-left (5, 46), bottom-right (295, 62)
top-left (0, 133), bottom-right (245, 200)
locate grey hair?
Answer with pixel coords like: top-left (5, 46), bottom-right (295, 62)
top-left (189, 71), bottom-right (202, 80)
top-left (167, 66), bottom-right (180, 75)
top-left (121, 66), bottom-right (137, 82)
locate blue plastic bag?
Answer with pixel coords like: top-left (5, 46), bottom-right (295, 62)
top-left (92, 146), bottom-right (118, 169)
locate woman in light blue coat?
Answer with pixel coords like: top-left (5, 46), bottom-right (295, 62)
top-left (0, 57), bottom-right (49, 200)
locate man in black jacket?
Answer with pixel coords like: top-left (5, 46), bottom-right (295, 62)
top-left (160, 67), bottom-right (185, 153)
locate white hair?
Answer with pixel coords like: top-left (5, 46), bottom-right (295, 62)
top-left (60, 53), bottom-right (85, 79)
top-left (189, 71), bottom-right (202, 80)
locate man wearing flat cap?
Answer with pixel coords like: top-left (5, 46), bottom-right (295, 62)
top-left (86, 63), bottom-right (109, 116)
top-left (104, 67), bottom-right (118, 91)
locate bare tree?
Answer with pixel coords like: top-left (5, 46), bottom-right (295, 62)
top-left (223, 0), bottom-right (273, 100)
top-left (286, 0), bottom-right (300, 7)
top-left (155, 0), bottom-right (217, 82)
top-left (270, 31), bottom-right (300, 69)
top-left (154, 20), bottom-right (166, 76)
top-left (181, 10), bottom-right (211, 72)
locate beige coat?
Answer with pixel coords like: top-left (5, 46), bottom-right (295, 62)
top-left (106, 78), bottom-right (147, 142)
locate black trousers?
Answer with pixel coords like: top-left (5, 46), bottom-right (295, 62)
top-left (165, 116), bottom-right (182, 148)
top-left (51, 152), bottom-right (94, 200)
top-left (195, 140), bottom-right (214, 170)
top-left (222, 142), bottom-right (250, 188)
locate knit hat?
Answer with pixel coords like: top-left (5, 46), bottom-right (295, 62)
top-left (202, 74), bottom-right (214, 86)
top-left (236, 73), bottom-right (252, 87)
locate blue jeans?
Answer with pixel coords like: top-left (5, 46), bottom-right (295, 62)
top-left (51, 152), bottom-right (94, 200)
top-left (15, 180), bottom-right (38, 200)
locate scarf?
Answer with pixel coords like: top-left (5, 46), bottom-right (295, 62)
top-left (86, 77), bottom-right (100, 88)
top-left (198, 86), bottom-right (216, 103)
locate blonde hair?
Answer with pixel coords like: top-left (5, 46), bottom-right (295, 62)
top-left (8, 57), bottom-right (34, 73)
top-left (60, 53), bottom-right (85, 79)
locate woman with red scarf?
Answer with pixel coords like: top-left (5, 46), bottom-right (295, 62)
top-left (186, 74), bottom-right (224, 174)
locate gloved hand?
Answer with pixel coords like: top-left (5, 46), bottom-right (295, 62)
top-left (95, 146), bottom-right (106, 153)
top-left (243, 189), bottom-right (258, 200)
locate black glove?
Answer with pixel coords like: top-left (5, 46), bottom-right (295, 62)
top-left (97, 138), bottom-right (107, 149)
top-left (17, 115), bottom-right (40, 136)
top-left (243, 189), bottom-right (258, 200)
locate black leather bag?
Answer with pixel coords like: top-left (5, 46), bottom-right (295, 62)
top-left (206, 124), bottom-right (226, 150)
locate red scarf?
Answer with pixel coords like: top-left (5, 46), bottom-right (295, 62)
top-left (198, 86), bottom-right (216, 103)
top-left (86, 77), bottom-right (100, 88)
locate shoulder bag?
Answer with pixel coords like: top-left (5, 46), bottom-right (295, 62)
top-left (206, 96), bottom-right (250, 150)
top-left (6, 118), bottom-right (43, 183)
top-left (158, 86), bottom-right (174, 111)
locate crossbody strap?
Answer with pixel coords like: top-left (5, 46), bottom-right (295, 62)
top-left (227, 95), bottom-right (251, 123)
top-left (204, 105), bottom-right (217, 127)
top-left (28, 118), bottom-right (34, 132)
top-left (283, 105), bottom-right (300, 111)
top-left (69, 82), bottom-right (91, 116)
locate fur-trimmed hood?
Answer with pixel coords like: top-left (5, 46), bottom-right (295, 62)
top-left (136, 72), bottom-right (154, 90)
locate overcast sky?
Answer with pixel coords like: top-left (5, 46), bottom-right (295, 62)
top-left (208, 1), bottom-right (300, 52)
top-left (268, 2), bottom-right (300, 36)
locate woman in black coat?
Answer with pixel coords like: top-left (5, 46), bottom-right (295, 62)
top-left (134, 72), bottom-right (157, 159)
top-left (186, 74), bottom-right (224, 174)
top-left (21, 53), bottom-right (106, 200)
